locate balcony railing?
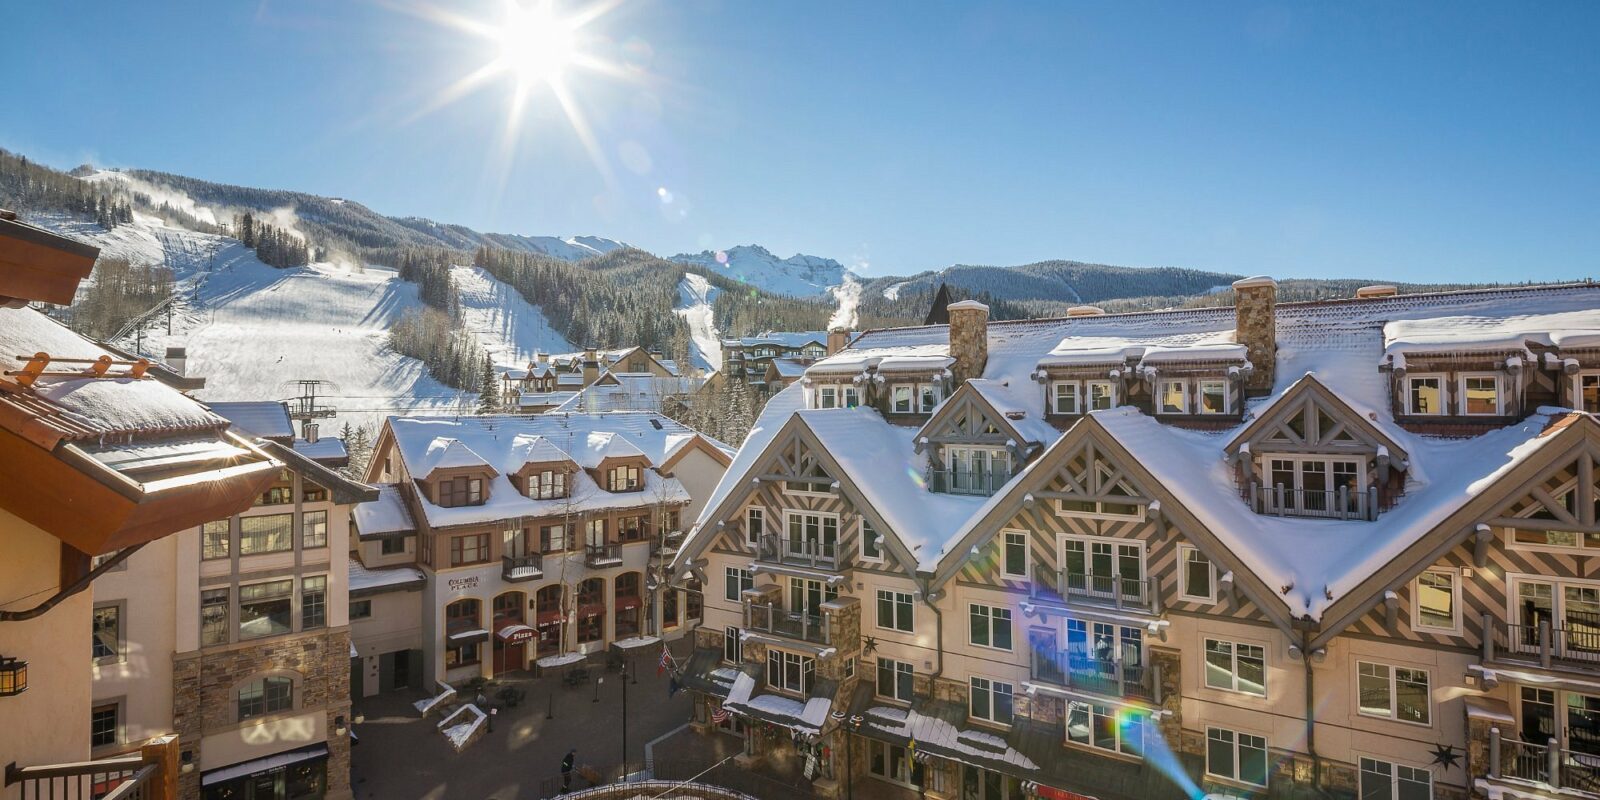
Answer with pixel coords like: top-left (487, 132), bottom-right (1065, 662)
top-left (502, 553), bottom-right (544, 582)
top-left (1029, 649), bottom-right (1158, 702)
top-left (1489, 728), bottom-right (1600, 794)
top-left (6, 753), bottom-right (165, 800)
top-left (744, 601), bottom-right (830, 645)
top-left (1029, 566), bottom-right (1161, 614)
top-left (585, 542), bottom-right (623, 567)
top-left (652, 531), bottom-right (685, 558)
top-left (1484, 615), bottom-right (1600, 669)
top-left (926, 465), bottom-right (1012, 497)
top-left (756, 534), bottom-right (839, 570)
top-left (1251, 484), bottom-right (1378, 521)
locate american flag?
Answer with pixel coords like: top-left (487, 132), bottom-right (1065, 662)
top-left (711, 706), bottom-right (731, 725)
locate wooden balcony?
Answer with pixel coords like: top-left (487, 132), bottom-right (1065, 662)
top-left (1483, 614), bottom-right (1600, 671)
top-left (1251, 484), bottom-right (1377, 521)
top-left (755, 534), bottom-right (839, 570)
top-left (925, 465), bottom-right (1012, 497)
top-left (744, 601), bottom-right (831, 646)
top-left (585, 542), bottom-right (623, 568)
top-left (5, 735), bottom-right (178, 800)
top-left (1029, 566), bottom-right (1162, 615)
top-left (501, 553), bottom-right (544, 582)
top-left (1030, 649), bottom-right (1159, 703)
top-left (1488, 727), bottom-right (1600, 795)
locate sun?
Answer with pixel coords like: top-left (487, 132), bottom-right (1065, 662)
top-left (493, 1), bottom-right (577, 86)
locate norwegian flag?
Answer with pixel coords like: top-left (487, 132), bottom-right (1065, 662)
top-left (657, 645), bottom-right (674, 676)
top-left (711, 706), bottom-right (731, 725)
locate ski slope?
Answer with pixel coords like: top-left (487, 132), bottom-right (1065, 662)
top-left (673, 273), bottom-right (722, 373)
top-left (451, 265), bottom-right (574, 366)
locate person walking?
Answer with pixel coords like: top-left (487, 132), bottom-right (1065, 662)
top-left (561, 749), bottom-right (576, 791)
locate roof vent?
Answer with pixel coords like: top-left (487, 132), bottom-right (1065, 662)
top-left (1066, 306), bottom-right (1105, 317)
top-left (1355, 285), bottom-right (1398, 299)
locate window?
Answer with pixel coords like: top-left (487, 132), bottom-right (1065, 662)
top-left (1086, 381), bottom-right (1116, 411)
top-left (724, 626), bottom-right (741, 663)
top-left (746, 507), bottom-right (764, 546)
top-left (877, 590), bottom-right (913, 632)
top-left (819, 386), bottom-right (837, 409)
top-left (381, 535), bottom-right (408, 555)
top-left (1357, 662), bottom-right (1430, 725)
top-left (877, 658), bottom-right (914, 702)
top-left (892, 386), bottom-right (913, 414)
top-left (301, 482), bottom-right (327, 503)
top-left (257, 478), bottom-right (293, 506)
top-left (1056, 469), bottom-right (1143, 520)
top-left (1158, 379), bottom-right (1188, 414)
top-left (766, 649), bottom-right (814, 694)
top-left (92, 604), bottom-right (121, 663)
top-left (301, 510), bottom-right (327, 549)
top-left (1265, 456), bottom-right (1363, 516)
top-left (969, 677), bottom-right (1013, 725)
top-left (202, 519), bottom-right (230, 560)
top-left (238, 676), bottom-right (294, 720)
top-left (844, 657), bottom-right (855, 679)
top-left (860, 519), bottom-right (883, 562)
top-left (725, 567), bottom-right (753, 601)
top-left (869, 740), bottom-right (915, 786)
top-left (969, 604), bottom-right (1013, 651)
top-left (1360, 758), bottom-right (1433, 800)
top-left (1061, 538), bottom-right (1145, 600)
top-left (439, 476), bottom-right (484, 507)
top-left (1052, 381), bottom-right (1080, 414)
top-left (239, 579), bottom-right (293, 640)
top-left (607, 465), bottom-right (642, 492)
top-left (450, 533), bottom-right (490, 566)
top-left (1002, 531), bottom-right (1028, 579)
top-left (350, 599), bottom-right (372, 620)
top-left (1406, 375), bottom-right (1445, 416)
top-left (1413, 569), bottom-right (1459, 632)
top-left (1204, 639), bottom-right (1266, 697)
top-left (943, 446), bottom-right (1010, 494)
top-left (786, 511), bottom-right (839, 559)
top-left (1207, 728), bottom-right (1268, 787)
top-left (91, 703), bottom-right (118, 748)
top-left (1460, 373), bottom-right (1502, 416)
top-left (1198, 379), bottom-right (1229, 415)
top-left (531, 470), bottom-right (567, 499)
top-left (786, 463), bottom-right (833, 495)
top-left (1180, 546), bottom-right (1215, 602)
top-left (919, 384), bottom-right (941, 413)
top-left (445, 599), bottom-right (482, 666)
top-left (1576, 372), bottom-right (1600, 414)
top-left (788, 577), bottom-right (838, 617)
top-left (239, 514), bottom-right (293, 555)
top-left (302, 575), bottom-right (327, 630)
top-left (1067, 702), bottom-right (1147, 755)
top-left (539, 524), bottom-right (571, 553)
top-left (201, 589), bottom-right (229, 646)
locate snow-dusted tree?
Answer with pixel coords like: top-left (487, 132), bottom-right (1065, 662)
top-left (476, 353), bottom-right (499, 415)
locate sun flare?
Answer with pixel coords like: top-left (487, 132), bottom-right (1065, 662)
top-left (493, 1), bottom-right (577, 86)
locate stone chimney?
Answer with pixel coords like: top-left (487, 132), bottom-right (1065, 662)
top-left (1232, 276), bottom-right (1277, 395)
top-left (947, 300), bottom-right (989, 385)
top-left (826, 329), bottom-right (849, 356)
top-left (164, 346), bottom-right (187, 376)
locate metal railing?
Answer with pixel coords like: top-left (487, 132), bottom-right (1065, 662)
top-left (745, 601), bottom-right (830, 645)
top-left (1029, 649), bottom-right (1158, 702)
top-left (1489, 728), bottom-right (1600, 793)
top-left (652, 531), bottom-right (685, 557)
top-left (1485, 615), bottom-right (1600, 668)
top-left (1252, 484), bottom-right (1377, 521)
top-left (502, 553), bottom-right (545, 582)
top-left (756, 534), bottom-right (839, 569)
top-left (585, 542), bottom-right (622, 567)
top-left (1030, 566), bottom-right (1161, 613)
top-left (6, 756), bottom-right (159, 800)
top-left (926, 465), bottom-right (1012, 496)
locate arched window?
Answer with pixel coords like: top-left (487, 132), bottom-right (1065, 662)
top-left (535, 585), bottom-right (565, 655)
top-left (615, 572), bottom-right (643, 638)
top-left (577, 578), bottom-right (605, 644)
top-left (233, 671), bottom-right (300, 722)
top-left (445, 599), bottom-right (483, 668)
top-left (494, 592), bottom-right (525, 627)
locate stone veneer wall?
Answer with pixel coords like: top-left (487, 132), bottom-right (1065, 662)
top-left (1233, 280), bottom-right (1276, 395)
top-left (172, 628), bottom-right (353, 800)
top-left (948, 303), bottom-right (989, 386)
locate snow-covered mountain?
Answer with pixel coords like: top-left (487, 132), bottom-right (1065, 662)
top-left (670, 245), bottom-right (850, 298)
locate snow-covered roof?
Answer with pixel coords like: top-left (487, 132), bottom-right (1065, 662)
top-left (206, 401), bottom-right (296, 440)
top-left (724, 330), bottom-right (831, 349)
top-left (1383, 307), bottom-right (1600, 358)
top-left (353, 484), bottom-right (416, 537)
top-left (964, 379), bottom-right (1058, 446)
top-left (769, 358), bottom-right (810, 379)
top-left (806, 343), bottom-right (952, 375)
top-left (413, 437), bottom-right (494, 477)
top-left (722, 670), bottom-right (832, 734)
top-left (503, 434), bottom-right (574, 468)
top-left (292, 436), bottom-right (347, 463)
top-left (517, 391), bottom-right (577, 407)
top-left (552, 373), bottom-right (704, 414)
top-left (348, 556), bottom-right (425, 595)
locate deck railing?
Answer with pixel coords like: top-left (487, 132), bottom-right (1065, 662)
top-left (5, 739), bottom-right (175, 800)
top-left (1029, 649), bottom-right (1158, 702)
top-left (1030, 566), bottom-right (1161, 614)
top-left (502, 553), bottom-right (545, 582)
top-left (926, 465), bottom-right (1012, 497)
top-left (1252, 484), bottom-right (1377, 521)
top-left (1483, 614), bottom-right (1600, 669)
top-left (585, 542), bottom-right (622, 567)
top-left (756, 534), bottom-right (839, 570)
top-left (1489, 728), bottom-right (1600, 793)
top-left (744, 601), bottom-right (830, 645)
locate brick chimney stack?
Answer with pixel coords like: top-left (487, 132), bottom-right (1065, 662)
top-left (1232, 276), bottom-right (1277, 395)
top-left (826, 329), bottom-right (849, 356)
top-left (947, 300), bottom-right (989, 385)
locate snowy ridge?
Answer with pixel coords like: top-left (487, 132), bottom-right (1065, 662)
top-left (670, 245), bottom-right (849, 298)
top-left (673, 273), bottom-right (722, 372)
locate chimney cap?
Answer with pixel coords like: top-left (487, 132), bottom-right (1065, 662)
top-left (947, 300), bottom-right (989, 313)
top-left (165, 346), bottom-right (187, 358)
top-left (1231, 276), bottom-right (1277, 290)
top-left (1355, 285), bottom-right (1398, 299)
top-left (1066, 305), bottom-right (1105, 317)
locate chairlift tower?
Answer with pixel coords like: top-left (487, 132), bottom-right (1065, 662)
top-left (282, 379), bottom-right (338, 438)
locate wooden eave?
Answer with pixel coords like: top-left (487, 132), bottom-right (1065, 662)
top-left (913, 382), bottom-right (1029, 450)
top-left (0, 215), bottom-right (99, 305)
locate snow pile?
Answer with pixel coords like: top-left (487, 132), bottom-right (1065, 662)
top-left (34, 375), bottom-right (225, 434)
top-left (437, 703), bottom-right (488, 752)
top-left (414, 682), bottom-right (457, 718)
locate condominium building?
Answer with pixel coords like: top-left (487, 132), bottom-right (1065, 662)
top-left (674, 281), bottom-right (1600, 800)
top-left (357, 412), bottom-right (730, 688)
top-left (89, 401), bottom-right (376, 800)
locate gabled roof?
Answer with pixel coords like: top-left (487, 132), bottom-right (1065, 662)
top-left (582, 431), bottom-right (648, 466)
top-left (258, 440), bottom-right (378, 506)
top-left (415, 437), bottom-right (494, 477)
top-left (503, 433), bottom-right (574, 470)
top-left (207, 401), bottom-right (296, 441)
top-left (352, 483), bottom-right (415, 538)
top-left (1223, 373), bottom-right (1408, 462)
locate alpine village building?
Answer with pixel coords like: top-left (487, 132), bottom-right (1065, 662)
top-left (89, 400), bottom-right (377, 800)
top-left (354, 412), bottom-right (731, 690)
top-left (672, 280), bottom-right (1600, 800)
top-left (1, 212), bottom-right (282, 800)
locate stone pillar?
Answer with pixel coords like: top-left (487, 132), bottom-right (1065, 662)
top-left (324, 630), bottom-right (355, 800)
top-left (1232, 276), bottom-right (1277, 395)
top-left (170, 654), bottom-right (203, 800)
top-left (947, 300), bottom-right (989, 385)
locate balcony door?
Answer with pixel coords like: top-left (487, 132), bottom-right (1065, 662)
top-left (786, 512), bottom-right (838, 561)
top-left (1062, 538), bottom-right (1144, 602)
top-left (1512, 577), bottom-right (1600, 660)
top-left (945, 446), bottom-right (1009, 494)
top-left (788, 577), bottom-right (837, 619)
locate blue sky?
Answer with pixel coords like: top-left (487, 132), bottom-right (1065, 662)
top-left (3, 1), bottom-right (1596, 282)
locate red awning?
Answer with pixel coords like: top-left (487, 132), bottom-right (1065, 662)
top-left (496, 624), bottom-right (536, 644)
top-left (577, 603), bottom-right (606, 618)
top-left (536, 609), bottom-right (564, 625)
top-left (615, 595), bottom-right (642, 611)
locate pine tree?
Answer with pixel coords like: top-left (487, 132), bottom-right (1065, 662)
top-left (476, 353), bottom-right (499, 414)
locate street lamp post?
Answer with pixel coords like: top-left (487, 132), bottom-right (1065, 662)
top-left (833, 711), bottom-right (864, 800)
top-left (621, 661), bottom-right (630, 771)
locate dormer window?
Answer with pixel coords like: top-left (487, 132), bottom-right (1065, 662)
top-left (1050, 379), bottom-right (1116, 415)
top-left (816, 384), bottom-right (860, 409)
top-left (1086, 381), bottom-right (1116, 411)
top-left (891, 383), bottom-right (941, 414)
top-left (1577, 372), bottom-right (1600, 413)
top-left (1198, 379), bottom-right (1230, 415)
top-left (1459, 373), bottom-right (1502, 416)
top-left (1052, 381), bottom-right (1079, 414)
top-left (939, 446), bottom-right (1010, 496)
top-left (607, 465), bottom-right (642, 492)
top-left (439, 477), bottom-right (484, 507)
top-left (530, 469), bottom-right (568, 500)
top-left (1405, 375), bottom-right (1445, 416)
top-left (1158, 380), bottom-right (1188, 415)
top-left (1264, 456), bottom-right (1364, 518)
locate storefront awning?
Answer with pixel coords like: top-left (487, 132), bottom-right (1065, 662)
top-left (615, 595), bottom-right (643, 611)
top-left (201, 744), bottom-right (329, 787)
top-left (448, 628), bottom-right (489, 644)
top-left (536, 608), bottom-right (564, 625)
top-left (496, 624), bottom-right (536, 644)
top-left (577, 603), bottom-right (605, 617)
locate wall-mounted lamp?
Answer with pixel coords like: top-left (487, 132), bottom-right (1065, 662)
top-left (353, 714), bottom-right (366, 725)
top-left (0, 656), bottom-right (27, 697)
top-left (181, 750), bottom-right (195, 774)
top-left (334, 715), bottom-right (347, 736)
